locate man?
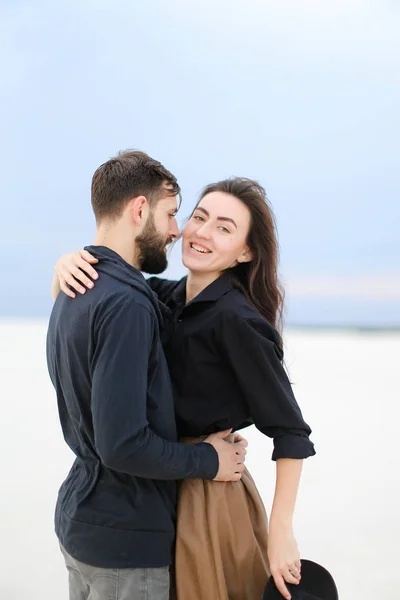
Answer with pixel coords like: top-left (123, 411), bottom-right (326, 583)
top-left (47, 150), bottom-right (245, 600)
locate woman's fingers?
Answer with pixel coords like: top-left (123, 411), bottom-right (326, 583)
top-left (60, 279), bottom-right (76, 299)
top-left (284, 567), bottom-right (301, 584)
top-left (288, 563), bottom-right (301, 579)
top-left (71, 264), bottom-right (96, 288)
top-left (271, 563), bottom-right (301, 600)
top-left (64, 273), bottom-right (87, 295)
top-left (80, 250), bottom-right (99, 264)
top-left (77, 255), bottom-right (99, 280)
top-left (55, 249), bottom-right (100, 297)
top-left (272, 573), bottom-right (291, 600)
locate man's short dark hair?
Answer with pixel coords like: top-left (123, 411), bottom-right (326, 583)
top-left (91, 150), bottom-right (181, 223)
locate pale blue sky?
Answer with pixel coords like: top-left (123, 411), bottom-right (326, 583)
top-left (2, 0), bottom-right (399, 325)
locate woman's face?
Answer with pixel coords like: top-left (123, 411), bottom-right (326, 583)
top-left (182, 191), bottom-right (252, 275)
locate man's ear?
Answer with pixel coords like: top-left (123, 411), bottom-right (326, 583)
top-left (130, 195), bottom-right (149, 226)
top-left (237, 247), bottom-right (253, 264)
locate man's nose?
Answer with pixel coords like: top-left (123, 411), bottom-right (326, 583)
top-left (170, 217), bottom-right (181, 240)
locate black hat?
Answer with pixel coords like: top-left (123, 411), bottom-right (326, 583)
top-left (263, 560), bottom-right (338, 600)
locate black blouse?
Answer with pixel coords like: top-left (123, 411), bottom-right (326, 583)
top-left (148, 272), bottom-right (315, 461)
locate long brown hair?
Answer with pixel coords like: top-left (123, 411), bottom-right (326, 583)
top-left (197, 177), bottom-right (285, 334)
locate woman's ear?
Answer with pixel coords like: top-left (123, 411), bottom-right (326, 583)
top-left (237, 247), bottom-right (253, 264)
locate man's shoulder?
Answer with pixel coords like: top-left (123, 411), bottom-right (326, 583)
top-left (96, 288), bottom-right (156, 318)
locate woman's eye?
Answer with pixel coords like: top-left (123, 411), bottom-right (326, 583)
top-left (218, 226), bottom-right (230, 233)
top-left (193, 215), bottom-right (204, 221)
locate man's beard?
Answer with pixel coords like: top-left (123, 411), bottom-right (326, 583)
top-left (136, 213), bottom-right (172, 274)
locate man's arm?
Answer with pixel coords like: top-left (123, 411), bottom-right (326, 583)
top-left (91, 296), bottom-right (241, 481)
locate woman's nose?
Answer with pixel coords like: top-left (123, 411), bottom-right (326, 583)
top-left (196, 223), bottom-right (211, 239)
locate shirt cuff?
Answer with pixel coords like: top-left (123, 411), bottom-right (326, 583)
top-left (272, 434), bottom-right (316, 461)
top-left (195, 442), bottom-right (220, 480)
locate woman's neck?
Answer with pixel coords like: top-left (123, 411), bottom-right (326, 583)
top-left (186, 271), bottom-right (222, 304)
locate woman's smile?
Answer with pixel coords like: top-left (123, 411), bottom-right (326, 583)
top-left (189, 242), bottom-right (212, 254)
top-left (182, 191), bottom-right (252, 275)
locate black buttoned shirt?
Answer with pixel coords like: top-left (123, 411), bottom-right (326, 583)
top-left (148, 272), bottom-right (315, 461)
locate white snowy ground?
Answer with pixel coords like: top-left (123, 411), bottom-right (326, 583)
top-left (1, 321), bottom-right (398, 600)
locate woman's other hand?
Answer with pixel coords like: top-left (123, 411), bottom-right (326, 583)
top-left (55, 249), bottom-right (99, 298)
top-left (268, 524), bottom-right (301, 600)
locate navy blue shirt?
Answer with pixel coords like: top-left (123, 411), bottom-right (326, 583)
top-left (149, 272), bottom-right (315, 461)
top-left (46, 247), bottom-right (218, 569)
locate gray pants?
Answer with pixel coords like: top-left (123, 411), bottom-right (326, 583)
top-left (60, 545), bottom-right (170, 600)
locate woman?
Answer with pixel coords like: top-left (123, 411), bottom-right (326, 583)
top-left (52, 177), bottom-right (315, 600)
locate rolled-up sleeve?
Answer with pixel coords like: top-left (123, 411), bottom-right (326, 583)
top-left (220, 313), bottom-right (315, 461)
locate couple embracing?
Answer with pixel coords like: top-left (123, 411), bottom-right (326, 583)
top-left (47, 150), bottom-right (315, 600)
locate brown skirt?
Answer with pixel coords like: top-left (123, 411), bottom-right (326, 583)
top-left (172, 436), bottom-right (270, 600)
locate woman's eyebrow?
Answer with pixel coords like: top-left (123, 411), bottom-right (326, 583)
top-left (194, 206), bottom-right (237, 228)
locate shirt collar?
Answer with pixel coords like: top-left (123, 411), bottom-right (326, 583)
top-left (171, 271), bottom-right (236, 313)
